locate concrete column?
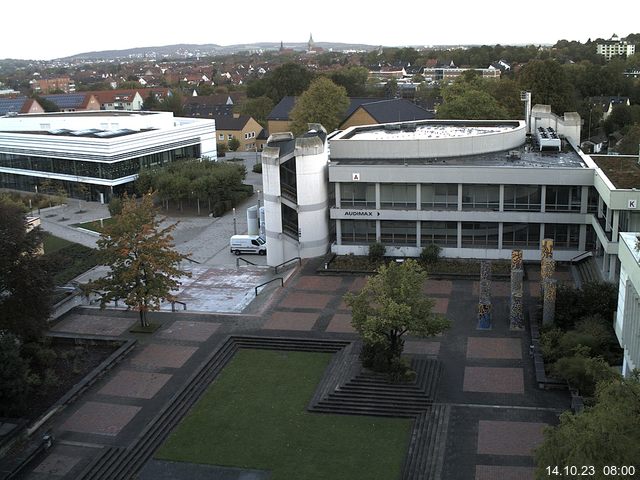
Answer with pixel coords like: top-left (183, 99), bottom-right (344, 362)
top-left (609, 254), bottom-right (618, 282)
top-left (606, 207), bottom-right (612, 232)
top-left (540, 185), bottom-right (546, 213)
top-left (376, 220), bottom-right (381, 242)
top-left (579, 224), bottom-right (587, 251)
top-left (457, 221), bottom-right (462, 249)
top-left (336, 219), bottom-right (342, 246)
top-left (375, 183), bottom-right (381, 210)
top-left (598, 196), bottom-right (604, 218)
top-left (499, 184), bottom-right (505, 212)
top-left (498, 223), bottom-right (504, 250)
top-left (580, 186), bottom-right (589, 214)
top-left (457, 184), bottom-right (463, 211)
top-left (416, 221), bottom-right (421, 248)
top-left (612, 210), bottom-right (620, 239)
top-left (416, 184), bottom-right (421, 211)
top-left (335, 183), bottom-right (341, 208)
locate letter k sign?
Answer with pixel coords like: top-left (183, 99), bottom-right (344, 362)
top-left (629, 199), bottom-right (637, 209)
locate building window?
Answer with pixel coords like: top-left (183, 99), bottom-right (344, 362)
top-left (461, 222), bottom-right (499, 248)
top-left (421, 184), bottom-right (457, 210)
top-left (544, 223), bottom-right (580, 249)
top-left (219, 134), bottom-right (224, 140)
top-left (545, 186), bottom-right (581, 212)
top-left (281, 204), bottom-right (298, 239)
top-left (503, 185), bottom-right (541, 211)
top-left (380, 221), bottom-right (416, 245)
top-left (380, 183), bottom-right (416, 209)
top-left (462, 185), bottom-right (499, 210)
top-left (341, 220), bottom-right (377, 244)
top-left (228, 134), bottom-right (233, 140)
top-left (420, 221), bottom-right (457, 246)
top-left (502, 223), bottom-right (540, 248)
top-left (340, 183), bottom-right (376, 208)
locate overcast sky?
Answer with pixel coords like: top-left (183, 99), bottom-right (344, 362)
top-left (1, 0), bottom-right (638, 60)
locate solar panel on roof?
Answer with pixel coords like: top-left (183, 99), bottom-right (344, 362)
top-left (70, 128), bottom-right (101, 136)
top-left (43, 94), bottom-right (85, 109)
top-left (0, 97), bottom-right (27, 115)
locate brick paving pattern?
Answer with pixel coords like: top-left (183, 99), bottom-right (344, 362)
top-left (475, 465), bottom-right (535, 480)
top-left (263, 311), bottom-right (319, 331)
top-left (98, 370), bottom-right (172, 399)
top-left (157, 320), bottom-right (221, 342)
top-left (61, 401), bottom-right (141, 436)
top-left (476, 420), bottom-right (546, 456)
top-left (423, 279), bottom-right (453, 295)
top-left (325, 313), bottom-right (356, 333)
top-left (472, 281), bottom-right (511, 297)
top-left (130, 344), bottom-right (198, 369)
top-left (294, 276), bottom-right (343, 291)
top-left (466, 337), bottom-right (522, 359)
top-left (278, 292), bottom-right (332, 309)
top-left (463, 366), bottom-right (525, 394)
top-left (32, 454), bottom-right (81, 476)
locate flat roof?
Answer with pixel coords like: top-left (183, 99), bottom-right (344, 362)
top-left (345, 121), bottom-right (520, 141)
top-left (591, 155), bottom-right (640, 189)
top-left (0, 127), bottom-right (154, 139)
top-left (330, 142), bottom-right (587, 168)
top-left (6, 110), bottom-right (158, 118)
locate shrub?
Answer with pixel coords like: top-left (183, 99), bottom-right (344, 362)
top-left (555, 282), bottom-right (618, 331)
top-left (108, 196), bottom-right (123, 216)
top-left (368, 242), bottom-right (386, 263)
top-left (0, 333), bottom-right (32, 416)
top-left (552, 352), bottom-right (618, 397)
top-left (361, 341), bottom-right (392, 372)
top-left (228, 138), bottom-right (240, 151)
top-left (540, 327), bottom-right (565, 364)
top-left (252, 162), bottom-right (263, 173)
top-left (420, 244), bottom-right (441, 265)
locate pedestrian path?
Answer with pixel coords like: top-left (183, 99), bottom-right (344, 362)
top-left (21, 258), bottom-right (571, 480)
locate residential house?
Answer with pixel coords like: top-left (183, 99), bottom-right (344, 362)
top-left (214, 114), bottom-right (263, 152)
top-left (30, 77), bottom-right (75, 94)
top-left (596, 34), bottom-right (636, 60)
top-left (266, 96), bottom-right (434, 134)
top-left (42, 93), bottom-right (101, 112)
top-left (0, 97), bottom-right (44, 115)
top-left (339, 98), bottom-right (435, 129)
top-left (590, 96), bottom-right (631, 120)
top-left (88, 90), bottom-right (145, 111)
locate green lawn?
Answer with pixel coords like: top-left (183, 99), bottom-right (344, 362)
top-left (74, 217), bottom-right (115, 233)
top-left (43, 234), bottom-right (74, 254)
top-left (43, 234), bottom-right (101, 286)
top-left (156, 349), bottom-right (412, 480)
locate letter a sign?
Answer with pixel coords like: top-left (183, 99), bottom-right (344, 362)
top-left (352, 173), bottom-right (360, 181)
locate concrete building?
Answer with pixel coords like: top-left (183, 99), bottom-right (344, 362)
top-left (596, 34), bottom-right (636, 60)
top-left (261, 126), bottom-right (330, 266)
top-left (0, 110), bottom-right (216, 202)
top-left (615, 232), bottom-right (640, 376)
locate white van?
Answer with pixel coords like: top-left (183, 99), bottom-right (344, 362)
top-left (230, 235), bottom-right (267, 255)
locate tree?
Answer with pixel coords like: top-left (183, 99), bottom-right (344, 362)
top-left (142, 92), bottom-right (161, 111)
top-left (289, 77), bottom-right (349, 135)
top-left (535, 375), bottom-right (640, 478)
top-left (437, 88), bottom-right (508, 119)
top-left (0, 333), bottom-right (33, 416)
top-left (32, 94), bottom-right (59, 112)
top-left (228, 138), bottom-right (240, 151)
top-left (329, 66), bottom-right (369, 97)
top-left (247, 63), bottom-right (314, 104)
top-left (0, 196), bottom-right (52, 340)
top-left (344, 259), bottom-right (451, 372)
top-left (240, 96), bottom-right (274, 127)
top-left (517, 59), bottom-right (576, 114)
top-left (618, 124), bottom-right (640, 155)
top-left (85, 193), bottom-right (191, 327)
top-left (162, 90), bottom-right (184, 116)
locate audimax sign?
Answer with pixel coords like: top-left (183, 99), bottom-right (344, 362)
top-left (343, 210), bottom-right (381, 217)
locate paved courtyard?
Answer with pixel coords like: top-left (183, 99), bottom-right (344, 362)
top-left (19, 258), bottom-right (570, 480)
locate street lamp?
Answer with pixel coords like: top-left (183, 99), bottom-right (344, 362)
top-left (232, 207), bottom-right (237, 235)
